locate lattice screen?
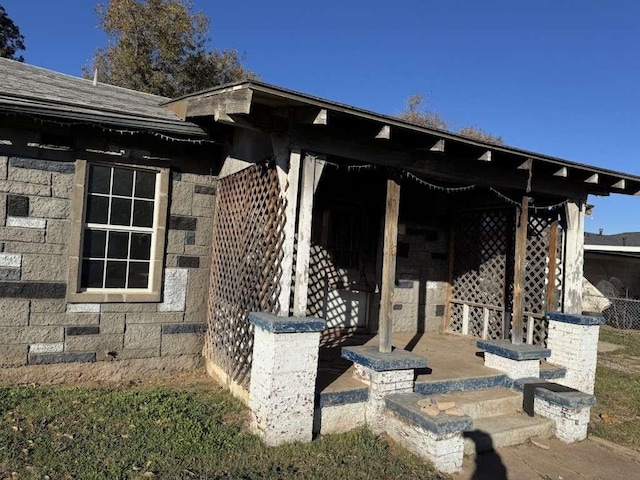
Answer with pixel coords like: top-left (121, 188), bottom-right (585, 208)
top-left (449, 207), bottom-right (564, 346)
top-left (205, 165), bottom-right (286, 388)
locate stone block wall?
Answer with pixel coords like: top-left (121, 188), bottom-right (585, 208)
top-left (0, 156), bottom-right (215, 367)
top-left (392, 224), bottom-right (449, 333)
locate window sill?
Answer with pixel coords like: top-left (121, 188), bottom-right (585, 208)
top-left (66, 290), bottom-right (161, 303)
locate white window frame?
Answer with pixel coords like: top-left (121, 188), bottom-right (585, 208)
top-left (67, 159), bottom-right (169, 303)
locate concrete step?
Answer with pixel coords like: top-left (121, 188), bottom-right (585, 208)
top-left (428, 388), bottom-right (522, 419)
top-left (464, 413), bottom-right (555, 455)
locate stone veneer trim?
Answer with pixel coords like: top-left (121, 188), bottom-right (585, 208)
top-left (249, 312), bottom-right (326, 333)
top-left (341, 345), bottom-right (428, 371)
top-left (477, 339), bottom-right (551, 360)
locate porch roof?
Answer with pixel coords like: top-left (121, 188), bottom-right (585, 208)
top-left (166, 80), bottom-right (640, 199)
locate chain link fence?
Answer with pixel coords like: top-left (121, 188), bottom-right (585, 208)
top-left (584, 294), bottom-right (640, 330)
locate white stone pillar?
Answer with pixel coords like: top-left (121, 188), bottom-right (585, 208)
top-left (477, 339), bottom-right (550, 380)
top-left (563, 201), bottom-right (585, 314)
top-left (546, 312), bottom-right (604, 394)
top-left (342, 345), bottom-right (427, 433)
top-left (248, 312), bottom-right (326, 446)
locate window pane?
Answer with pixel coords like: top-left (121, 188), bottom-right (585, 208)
top-left (105, 261), bottom-right (127, 288)
top-left (135, 171), bottom-right (156, 199)
top-left (130, 233), bottom-right (152, 260)
top-left (107, 231), bottom-right (129, 259)
top-left (86, 195), bottom-right (109, 224)
top-left (128, 262), bottom-right (150, 288)
top-left (83, 229), bottom-right (106, 258)
top-left (132, 200), bottom-right (154, 227)
top-left (81, 259), bottom-right (104, 288)
top-left (110, 198), bottom-right (132, 226)
top-left (88, 165), bottom-right (111, 194)
top-left (112, 168), bottom-right (134, 197)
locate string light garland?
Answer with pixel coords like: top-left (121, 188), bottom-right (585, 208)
top-left (0, 112), bottom-right (218, 145)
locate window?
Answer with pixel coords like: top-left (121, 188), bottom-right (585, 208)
top-left (68, 161), bottom-right (169, 302)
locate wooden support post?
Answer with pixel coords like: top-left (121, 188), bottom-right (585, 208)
top-left (482, 307), bottom-right (490, 340)
top-left (511, 196), bottom-right (529, 345)
top-left (379, 178), bottom-right (401, 353)
top-left (563, 201), bottom-right (585, 314)
top-left (276, 148), bottom-right (301, 316)
top-left (443, 225), bottom-right (456, 332)
top-left (526, 315), bottom-right (535, 345)
top-left (546, 220), bottom-right (559, 312)
top-left (293, 154), bottom-right (318, 316)
top-left (462, 304), bottom-right (470, 336)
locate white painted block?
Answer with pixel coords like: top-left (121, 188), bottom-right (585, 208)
top-left (30, 342), bottom-right (64, 353)
top-left (0, 253), bottom-right (22, 268)
top-left (6, 216), bottom-right (47, 229)
top-left (66, 303), bottom-right (101, 313)
top-left (158, 268), bottom-right (188, 312)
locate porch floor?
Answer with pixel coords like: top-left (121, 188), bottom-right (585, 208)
top-left (317, 331), bottom-right (562, 396)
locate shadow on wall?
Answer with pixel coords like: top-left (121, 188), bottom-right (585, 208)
top-left (463, 430), bottom-right (508, 480)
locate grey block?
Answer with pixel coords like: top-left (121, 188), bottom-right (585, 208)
top-left (28, 352), bottom-right (95, 365)
top-left (435, 304), bottom-right (445, 316)
top-left (0, 268), bottom-right (20, 280)
top-left (0, 344), bottom-right (28, 366)
top-left (7, 195), bottom-right (29, 217)
top-left (161, 332), bottom-right (204, 356)
top-left (177, 256), bottom-right (199, 268)
top-left (171, 171), bottom-right (182, 181)
top-left (30, 313), bottom-right (100, 326)
top-left (0, 299), bottom-right (29, 326)
top-left (0, 326), bottom-right (63, 343)
top-left (101, 303), bottom-right (157, 313)
top-left (30, 197), bottom-right (70, 219)
top-left (21, 255), bottom-right (67, 281)
top-left (52, 172), bottom-right (74, 199)
top-left (194, 184), bottom-right (216, 195)
top-left (8, 166), bottom-right (51, 185)
top-left (0, 227), bottom-right (45, 243)
top-left (0, 282), bottom-right (66, 298)
top-left (66, 326), bottom-right (100, 336)
top-left (185, 231), bottom-right (196, 245)
top-left (100, 313), bottom-right (125, 334)
top-left (30, 299), bottom-right (66, 313)
top-left (162, 323), bottom-right (206, 334)
top-left (124, 324), bottom-right (161, 350)
top-left (9, 157), bottom-right (75, 173)
top-left (169, 180), bottom-right (193, 216)
top-left (169, 215), bottom-right (197, 231)
top-left (126, 312), bottom-right (184, 324)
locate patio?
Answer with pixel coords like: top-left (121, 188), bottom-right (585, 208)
top-left (316, 331), bottom-right (566, 400)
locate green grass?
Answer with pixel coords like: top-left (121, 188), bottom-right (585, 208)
top-left (0, 384), bottom-right (439, 480)
top-left (598, 326), bottom-right (640, 357)
top-left (590, 326), bottom-right (640, 450)
top-left (590, 365), bottom-right (640, 450)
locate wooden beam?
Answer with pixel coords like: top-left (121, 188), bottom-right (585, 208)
top-left (511, 196), bottom-right (529, 345)
top-left (293, 154), bottom-right (319, 316)
top-left (379, 178), bottom-right (401, 353)
top-left (289, 126), bottom-right (593, 199)
top-left (612, 179), bottom-right (626, 190)
top-left (563, 201), bottom-right (585, 314)
top-left (518, 158), bottom-right (533, 170)
top-left (430, 139), bottom-right (445, 152)
top-left (584, 173), bottom-right (599, 184)
top-left (277, 148), bottom-right (302, 316)
top-left (376, 125), bottom-right (391, 140)
top-left (478, 150), bottom-right (492, 162)
top-left (185, 88), bottom-right (253, 118)
top-left (554, 167), bottom-right (568, 177)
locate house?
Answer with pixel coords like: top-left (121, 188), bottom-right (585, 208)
top-left (582, 231), bottom-right (640, 328)
top-left (1, 57), bottom-right (638, 473)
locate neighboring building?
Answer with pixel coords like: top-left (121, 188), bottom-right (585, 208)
top-left (584, 231), bottom-right (640, 298)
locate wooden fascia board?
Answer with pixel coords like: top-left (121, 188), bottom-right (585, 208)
top-left (288, 125), bottom-right (591, 199)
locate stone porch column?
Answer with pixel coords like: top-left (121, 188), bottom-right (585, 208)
top-left (545, 312), bottom-right (604, 394)
top-left (248, 312), bottom-right (326, 446)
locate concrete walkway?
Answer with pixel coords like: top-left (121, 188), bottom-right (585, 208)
top-left (452, 436), bottom-right (640, 480)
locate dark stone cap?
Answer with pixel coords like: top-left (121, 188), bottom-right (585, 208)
top-left (535, 387), bottom-right (596, 408)
top-left (341, 345), bottom-right (428, 371)
top-left (385, 393), bottom-right (473, 434)
top-left (248, 312), bottom-right (326, 333)
top-left (545, 311), bottom-right (606, 326)
top-left (477, 339), bottom-right (551, 360)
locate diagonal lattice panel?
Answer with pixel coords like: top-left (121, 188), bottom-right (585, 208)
top-left (205, 165), bottom-right (286, 388)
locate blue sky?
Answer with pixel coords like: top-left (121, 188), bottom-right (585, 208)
top-left (4, 1), bottom-right (640, 234)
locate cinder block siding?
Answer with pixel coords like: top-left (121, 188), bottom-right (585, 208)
top-left (391, 225), bottom-right (449, 333)
top-left (0, 156), bottom-right (216, 366)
